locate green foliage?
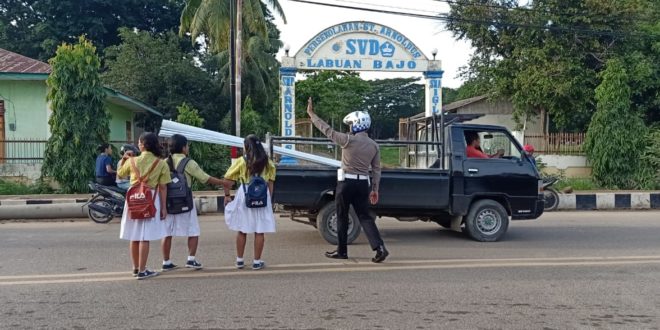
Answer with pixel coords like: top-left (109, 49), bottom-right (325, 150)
top-left (102, 28), bottom-right (225, 130)
top-left (0, 179), bottom-right (54, 195)
top-left (555, 177), bottom-right (598, 192)
top-left (584, 58), bottom-right (649, 189)
top-left (446, 0), bottom-right (660, 130)
top-left (241, 97), bottom-right (269, 138)
top-left (379, 147), bottom-right (401, 168)
top-left (641, 128), bottom-right (660, 188)
top-left (296, 71), bottom-right (371, 131)
top-left (361, 78), bottom-right (423, 139)
top-left (42, 36), bottom-right (109, 193)
top-left (176, 103), bottom-right (230, 190)
top-left (0, 0), bottom-right (184, 61)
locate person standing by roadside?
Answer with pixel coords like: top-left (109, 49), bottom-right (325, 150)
top-left (161, 134), bottom-right (226, 272)
top-left (306, 97), bottom-right (389, 263)
top-left (222, 135), bottom-right (276, 270)
top-left (117, 132), bottom-right (171, 280)
top-left (95, 143), bottom-right (116, 186)
top-left (116, 144), bottom-right (139, 191)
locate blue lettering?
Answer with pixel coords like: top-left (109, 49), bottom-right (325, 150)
top-left (373, 60), bottom-right (382, 69)
top-left (285, 144), bottom-right (293, 149)
top-left (432, 96), bottom-right (439, 104)
top-left (353, 60), bottom-right (362, 69)
top-left (346, 39), bottom-right (356, 55)
top-left (325, 59), bottom-right (333, 67)
top-left (357, 39), bottom-right (368, 55)
top-left (408, 61), bottom-right (416, 69)
top-left (285, 121), bottom-right (293, 129)
top-left (369, 40), bottom-right (379, 55)
top-left (285, 129), bottom-right (293, 136)
top-left (396, 60), bottom-right (405, 69)
top-left (386, 61), bottom-right (394, 69)
top-left (316, 59), bottom-right (324, 67)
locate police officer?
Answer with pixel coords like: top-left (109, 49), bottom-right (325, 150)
top-left (306, 97), bottom-right (389, 263)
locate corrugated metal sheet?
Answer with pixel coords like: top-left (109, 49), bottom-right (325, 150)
top-left (0, 48), bottom-right (51, 74)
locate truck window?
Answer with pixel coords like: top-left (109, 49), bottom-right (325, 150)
top-left (465, 130), bottom-right (522, 159)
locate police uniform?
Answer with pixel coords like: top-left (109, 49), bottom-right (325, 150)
top-left (310, 111), bottom-right (389, 262)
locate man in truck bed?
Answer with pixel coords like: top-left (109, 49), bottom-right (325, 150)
top-left (306, 97), bottom-right (389, 263)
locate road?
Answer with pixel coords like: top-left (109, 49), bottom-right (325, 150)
top-left (1, 212), bottom-right (660, 329)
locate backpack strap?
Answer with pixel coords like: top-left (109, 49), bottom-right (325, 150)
top-left (131, 158), bottom-right (160, 184)
top-left (176, 157), bottom-right (191, 174)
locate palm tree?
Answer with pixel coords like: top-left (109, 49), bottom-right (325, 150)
top-left (180, 0), bottom-right (286, 53)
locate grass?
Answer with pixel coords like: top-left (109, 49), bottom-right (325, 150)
top-left (555, 177), bottom-right (598, 191)
top-left (0, 179), bottom-right (54, 195)
top-left (380, 147), bottom-right (401, 167)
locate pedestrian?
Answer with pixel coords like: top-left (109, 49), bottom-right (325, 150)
top-left (116, 144), bottom-right (138, 191)
top-left (95, 143), bottom-right (117, 186)
top-left (161, 134), bottom-right (225, 272)
top-left (306, 97), bottom-right (389, 263)
top-left (222, 134), bottom-right (276, 270)
top-left (523, 144), bottom-right (537, 167)
top-left (117, 132), bottom-right (171, 280)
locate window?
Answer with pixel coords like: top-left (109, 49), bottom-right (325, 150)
top-left (465, 130), bottom-right (522, 159)
top-left (125, 121), bottom-right (132, 142)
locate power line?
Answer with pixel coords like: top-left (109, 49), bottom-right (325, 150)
top-left (287, 0), bottom-right (659, 39)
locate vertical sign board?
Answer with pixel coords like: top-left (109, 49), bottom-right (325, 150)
top-left (280, 68), bottom-right (296, 151)
top-left (424, 71), bottom-right (443, 118)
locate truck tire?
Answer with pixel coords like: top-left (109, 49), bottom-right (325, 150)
top-left (464, 199), bottom-right (509, 242)
top-left (316, 202), bottom-right (361, 245)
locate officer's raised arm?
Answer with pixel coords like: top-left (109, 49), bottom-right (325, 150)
top-left (306, 97), bottom-right (349, 147)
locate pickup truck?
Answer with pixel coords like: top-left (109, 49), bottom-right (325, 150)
top-left (272, 122), bottom-right (544, 244)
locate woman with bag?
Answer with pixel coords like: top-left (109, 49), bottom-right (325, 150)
top-left (223, 135), bottom-right (276, 270)
top-left (117, 132), bottom-right (171, 280)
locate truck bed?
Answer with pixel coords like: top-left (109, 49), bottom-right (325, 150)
top-left (273, 165), bottom-right (451, 216)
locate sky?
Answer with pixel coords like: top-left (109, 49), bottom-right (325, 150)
top-left (271, 0), bottom-right (474, 88)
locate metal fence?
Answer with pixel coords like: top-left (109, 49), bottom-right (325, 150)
top-left (0, 140), bottom-right (156, 164)
top-left (524, 132), bottom-right (586, 155)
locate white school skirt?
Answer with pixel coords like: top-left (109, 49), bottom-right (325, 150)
top-left (119, 191), bottom-right (167, 241)
top-left (164, 204), bottom-right (200, 237)
top-left (224, 185), bottom-right (276, 234)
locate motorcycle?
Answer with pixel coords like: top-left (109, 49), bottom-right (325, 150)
top-left (542, 176), bottom-right (560, 211)
top-left (84, 182), bottom-right (126, 223)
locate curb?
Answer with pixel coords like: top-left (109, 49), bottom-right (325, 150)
top-left (0, 196), bottom-right (228, 220)
top-left (558, 192), bottom-right (660, 210)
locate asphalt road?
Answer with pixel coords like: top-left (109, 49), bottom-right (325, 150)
top-left (1, 211), bottom-right (660, 329)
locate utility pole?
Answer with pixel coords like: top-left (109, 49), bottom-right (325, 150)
top-left (235, 0), bottom-right (242, 137)
top-left (229, 0), bottom-right (237, 136)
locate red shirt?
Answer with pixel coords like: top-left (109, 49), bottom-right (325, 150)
top-left (466, 145), bottom-right (489, 159)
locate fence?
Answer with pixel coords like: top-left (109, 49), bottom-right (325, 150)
top-left (0, 140), bottom-right (147, 164)
top-left (524, 132), bottom-right (585, 155)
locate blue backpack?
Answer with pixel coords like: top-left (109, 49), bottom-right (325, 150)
top-left (242, 157), bottom-right (269, 208)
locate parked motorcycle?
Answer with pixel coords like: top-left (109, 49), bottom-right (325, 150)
top-left (542, 177), bottom-right (560, 211)
top-left (84, 182), bottom-right (126, 223)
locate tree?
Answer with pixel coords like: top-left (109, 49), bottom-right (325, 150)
top-left (179, 0), bottom-right (286, 53)
top-left (584, 58), bottom-right (649, 189)
top-left (295, 71), bottom-right (371, 133)
top-left (361, 78), bottom-right (424, 139)
top-left (102, 28), bottom-right (226, 130)
top-left (0, 0), bottom-right (185, 61)
top-left (42, 36), bottom-right (110, 193)
top-left (445, 0), bottom-right (659, 130)
top-left (176, 103), bottom-right (229, 190)
top-left (241, 97), bottom-right (269, 138)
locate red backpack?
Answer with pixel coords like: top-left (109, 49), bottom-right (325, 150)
top-left (126, 158), bottom-right (161, 220)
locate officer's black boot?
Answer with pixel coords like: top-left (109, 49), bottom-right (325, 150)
top-left (372, 245), bottom-right (389, 263)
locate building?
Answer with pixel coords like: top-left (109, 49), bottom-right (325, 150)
top-left (0, 48), bottom-right (162, 181)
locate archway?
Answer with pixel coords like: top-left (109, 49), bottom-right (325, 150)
top-left (279, 21), bottom-right (443, 154)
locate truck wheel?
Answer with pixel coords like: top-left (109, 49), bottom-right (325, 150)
top-left (316, 202), bottom-right (361, 245)
top-left (464, 200), bottom-right (509, 242)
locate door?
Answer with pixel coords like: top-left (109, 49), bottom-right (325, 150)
top-left (461, 129), bottom-right (538, 215)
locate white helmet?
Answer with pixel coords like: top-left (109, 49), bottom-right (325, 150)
top-left (343, 111), bottom-right (371, 133)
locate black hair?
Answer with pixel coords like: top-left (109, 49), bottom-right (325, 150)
top-left (97, 143), bottom-right (110, 154)
top-left (244, 134), bottom-right (268, 176)
top-left (168, 134), bottom-right (188, 154)
top-left (465, 131), bottom-right (480, 145)
top-left (139, 132), bottom-right (163, 158)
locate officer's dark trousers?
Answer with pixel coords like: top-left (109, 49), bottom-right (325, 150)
top-left (335, 179), bottom-right (384, 255)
